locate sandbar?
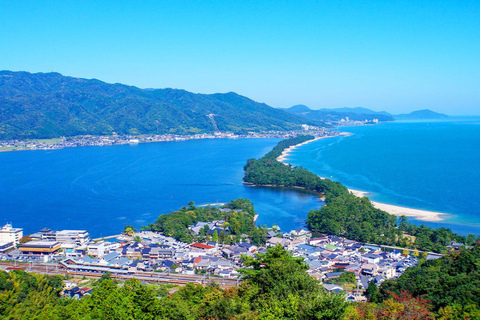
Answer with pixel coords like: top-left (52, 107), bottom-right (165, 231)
top-left (276, 135), bottom-right (449, 222)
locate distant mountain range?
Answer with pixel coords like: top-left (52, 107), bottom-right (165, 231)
top-left (283, 105), bottom-right (395, 122)
top-left (283, 105), bottom-right (447, 122)
top-left (0, 71), bottom-right (323, 139)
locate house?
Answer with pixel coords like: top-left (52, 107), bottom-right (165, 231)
top-left (190, 243), bottom-right (215, 254)
top-left (324, 272), bottom-right (343, 279)
top-left (266, 230), bottom-right (277, 238)
top-left (267, 237), bottom-right (289, 247)
top-left (0, 242), bottom-right (14, 253)
top-left (323, 284), bottom-right (344, 294)
top-left (189, 222), bottom-right (216, 235)
top-left (362, 264), bottom-right (378, 276)
top-left (362, 254), bottom-right (381, 264)
top-left (87, 242), bottom-right (105, 258)
top-left (63, 287), bottom-right (92, 299)
top-left (309, 237), bottom-right (328, 246)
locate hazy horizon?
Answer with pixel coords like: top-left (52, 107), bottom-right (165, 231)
top-left (1, 1), bottom-right (479, 115)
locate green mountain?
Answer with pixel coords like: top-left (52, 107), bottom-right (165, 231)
top-left (283, 105), bottom-right (395, 122)
top-left (0, 71), bottom-right (321, 139)
top-left (394, 109), bottom-right (448, 119)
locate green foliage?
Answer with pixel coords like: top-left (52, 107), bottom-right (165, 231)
top-left (0, 71), bottom-right (322, 139)
top-left (365, 280), bottom-right (380, 303)
top-left (239, 245), bottom-right (348, 319)
top-left (124, 225), bottom-right (136, 236)
top-left (334, 271), bottom-right (356, 285)
top-left (143, 199), bottom-right (259, 243)
top-left (379, 244), bottom-right (480, 315)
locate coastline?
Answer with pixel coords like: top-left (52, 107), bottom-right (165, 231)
top-left (277, 134), bottom-right (449, 223)
top-left (276, 134), bottom-right (349, 162)
top-left (348, 189), bottom-right (448, 222)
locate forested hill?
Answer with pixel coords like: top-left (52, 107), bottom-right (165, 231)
top-left (0, 71), bottom-right (321, 139)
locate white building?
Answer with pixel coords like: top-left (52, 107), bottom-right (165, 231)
top-left (0, 224), bottom-right (23, 245)
top-left (56, 230), bottom-right (90, 247)
top-left (87, 242), bottom-right (105, 258)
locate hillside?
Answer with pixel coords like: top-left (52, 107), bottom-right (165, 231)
top-left (283, 105), bottom-right (395, 122)
top-left (0, 71), bottom-right (320, 139)
top-left (394, 109), bottom-right (448, 119)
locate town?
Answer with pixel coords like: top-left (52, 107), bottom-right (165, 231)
top-left (0, 221), bottom-right (447, 301)
top-left (0, 127), bottom-right (341, 152)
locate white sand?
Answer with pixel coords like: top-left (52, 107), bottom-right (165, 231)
top-left (348, 189), bottom-right (448, 222)
top-left (276, 135), bottom-right (449, 222)
top-left (276, 135), bottom-right (343, 163)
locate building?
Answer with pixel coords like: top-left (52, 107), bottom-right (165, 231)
top-left (0, 224), bottom-right (23, 245)
top-left (56, 230), bottom-right (91, 247)
top-left (87, 242), bottom-right (105, 258)
top-left (19, 241), bottom-right (61, 254)
top-left (0, 242), bottom-right (14, 253)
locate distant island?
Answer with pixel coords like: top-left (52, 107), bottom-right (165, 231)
top-left (394, 109), bottom-right (449, 120)
top-left (0, 71), bottom-right (322, 140)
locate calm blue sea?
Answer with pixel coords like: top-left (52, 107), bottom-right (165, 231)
top-left (286, 117), bottom-right (480, 235)
top-left (0, 139), bottom-right (323, 237)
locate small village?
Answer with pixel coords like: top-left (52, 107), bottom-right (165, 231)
top-left (0, 221), bottom-right (448, 301)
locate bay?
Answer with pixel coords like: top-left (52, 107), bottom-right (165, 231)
top-left (0, 138), bottom-right (323, 238)
top-left (286, 117), bottom-right (480, 235)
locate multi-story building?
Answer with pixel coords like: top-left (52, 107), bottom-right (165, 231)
top-left (0, 224), bottom-right (23, 245)
top-left (87, 242), bottom-right (105, 258)
top-left (55, 230), bottom-right (91, 247)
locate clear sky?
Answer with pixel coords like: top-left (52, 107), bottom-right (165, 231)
top-left (1, 1), bottom-right (479, 115)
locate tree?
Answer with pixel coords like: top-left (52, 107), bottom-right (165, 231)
top-left (412, 249), bottom-right (419, 258)
top-left (219, 231), bottom-right (226, 244)
top-left (124, 225), bottom-right (136, 236)
top-left (466, 234), bottom-right (476, 245)
top-left (19, 235), bottom-right (32, 244)
top-left (240, 245), bottom-right (347, 319)
top-left (240, 245), bottom-right (319, 299)
top-left (133, 235), bottom-right (142, 243)
top-left (366, 280), bottom-right (380, 303)
top-left (212, 230), bottom-right (218, 242)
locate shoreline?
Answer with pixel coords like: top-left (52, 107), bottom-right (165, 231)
top-left (348, 189), bottom-right (449, 222)
top-left (276, 134), bottom-right (449, 223)
top-left (276, 133), bottom-right (350, 163)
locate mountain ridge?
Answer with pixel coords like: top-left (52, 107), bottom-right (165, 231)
top-left (0, 71), bottom-right (322, 139)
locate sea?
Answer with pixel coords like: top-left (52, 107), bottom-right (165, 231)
top-left (0, 138), bottom-right (323, 238)
top-left (1, 117), bottom-right (479, 238)
top-left (286, 117), bottom-right (480, 236)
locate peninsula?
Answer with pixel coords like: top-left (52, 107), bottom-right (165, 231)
top-left (276, 136), bottom-right (449, 222)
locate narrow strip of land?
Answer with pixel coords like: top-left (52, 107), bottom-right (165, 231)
top-left (277, 135), bottom-right (449, 222)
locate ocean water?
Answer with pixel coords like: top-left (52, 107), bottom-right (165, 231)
top-left (286, 117), bottom-right (480, 235)
top-left (0, 139), bottom-right (323, 237)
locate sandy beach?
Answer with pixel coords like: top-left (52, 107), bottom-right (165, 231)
top-left (348, 189), bottom-right (448, 222)
top-left (276, 135), bottom-right (343, 163)
top-left (277, 136), bottom-right (449, 222)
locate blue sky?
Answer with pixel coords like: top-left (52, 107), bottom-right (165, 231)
top-left (1, 1), bottom-right (479, 114)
